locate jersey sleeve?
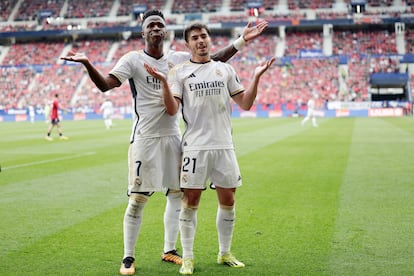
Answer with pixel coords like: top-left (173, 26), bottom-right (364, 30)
top-left (226, 64), bottom-right (245, 97)
top-left (109, 51), bottom-right (136, 84)
top-left (168, 65), bottom-right (183, 100)
top-left (168, 50), bottom-right (191, 68)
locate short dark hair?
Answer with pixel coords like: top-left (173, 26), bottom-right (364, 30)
top-left (183, 22), bottom-right (210, 42)
top-left (141, 9), bottom-right (165, 26)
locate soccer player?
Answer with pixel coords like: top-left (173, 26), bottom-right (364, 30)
top-left (145, 22), bottom-right (275, 275)
top-left (301, 97), bottom-right (318, 127)
top-left (99, 98), bottom-right (114, 129)
top-left (61, 9), bottom-right (268, 275)
top-left (45, 93), bottom-right (69, 141)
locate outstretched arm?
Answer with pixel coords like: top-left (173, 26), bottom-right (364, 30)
top-left (232, 57), bottom-right (275, 110)
top-left (60, 51), bottom-right (120, 92)
top-left (144, 63), bottom-right (180, 116)
top-left (211, 20), bottom-right (268, 62)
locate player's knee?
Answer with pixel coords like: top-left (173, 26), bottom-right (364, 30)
top-left (181, 200), bottom-right (199, 211)
top-left (221, 198), bottom-right (235, 206)
top-left (167, 190), bottom-right (182, 200)
top-left (126, 194), bottom-right (148, 217)
top-left (130, 193), bottom-right (149, 204)
top-left (182, 192), bottom-right (201, 208)
top-left (217, 189), bottom-right (235, 206)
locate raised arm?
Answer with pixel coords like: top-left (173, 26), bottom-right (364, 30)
top-left (144, 63), bottom-right (180, 116)
top-left (60, 51), bottom-right (120, 92)
top-left (211, 20), bottom-right (268, 62)
top-left (232, 57), bottom-right (275, 110)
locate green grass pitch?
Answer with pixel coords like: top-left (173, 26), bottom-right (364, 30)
top-left (1, 117), bottom-right (414, 275)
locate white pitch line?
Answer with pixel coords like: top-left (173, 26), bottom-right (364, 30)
top-left (1, 152), bottom-right (96, 170)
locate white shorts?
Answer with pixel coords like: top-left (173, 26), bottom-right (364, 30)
top-left (180, 149), bottom-right (242, 189)
top-left (307, 108), bottom-right (315, 117)
top-left (128, 135), bottom-right (181, 194)
top-left (103, 112), bottom-right (113, 119)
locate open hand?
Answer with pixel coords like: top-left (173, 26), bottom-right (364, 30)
top-left (242, 20), bottom-right (269, 42)
top-left (254, 57), bottom-right (276, 77)
top-left (144, 63), bottom-right (167, 83)
top-left (60, 50), bottom-right (88, 63)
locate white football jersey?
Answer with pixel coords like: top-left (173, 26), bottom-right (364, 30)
top-left (169, 60), bottom-right (245, 150)
top-left (307, 98), bottom-right (315, 110)
top-left (100, 100), bottom-right (114, 116)
top-left (110, 50), bottom-right (190, 141)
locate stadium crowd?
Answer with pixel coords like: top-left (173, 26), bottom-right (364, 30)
top-left (0, 0), bottom-right (413, 115)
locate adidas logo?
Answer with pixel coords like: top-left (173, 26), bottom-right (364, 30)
top-left (188, 73), bottom-right (196, 78)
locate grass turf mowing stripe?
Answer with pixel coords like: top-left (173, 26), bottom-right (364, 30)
top-left (235, 117), bottom-right (353, 275)
top-left (232, 117), bottom-right (322, 156)
top-left (1, 152), bottom-right (96, 171)
top-left (328, 118), bottom-right (414, 275)
top-left (0, 161), bottom-right (126, 257)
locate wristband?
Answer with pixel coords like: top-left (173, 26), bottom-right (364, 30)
top-left (233, 36), bottom-right (246, 50)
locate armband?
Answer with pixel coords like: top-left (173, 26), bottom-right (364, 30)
top-left (233, 36), bottom-right (246, 51)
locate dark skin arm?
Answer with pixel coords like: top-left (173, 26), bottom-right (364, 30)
top-left (210, 21), bottom-right (268, 62)
top-left (60, 51), bottom-right (120, 92)
top-left (211, 43), bottom-right (238, 62)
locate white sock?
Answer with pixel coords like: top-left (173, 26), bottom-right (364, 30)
top-left (123, 195), bottom-right (147, 258)
top-left (163, 191), bottom-right (182, 253)
top-left (179, 206), bottom-right (197, 259)
top-left (217, 205), bottom-right (235, 256)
